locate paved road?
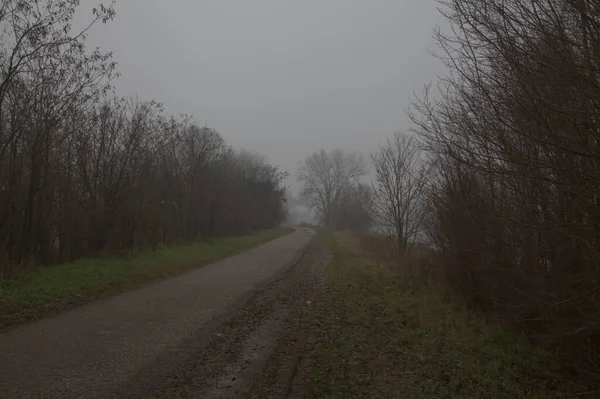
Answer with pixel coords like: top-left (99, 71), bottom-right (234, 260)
top-left (0, 228), bottom-right (315, 399)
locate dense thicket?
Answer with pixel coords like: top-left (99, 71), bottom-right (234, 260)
top-left (411, 0), bottom-right (600, 382)
top-left (0, 1), bottom-right (287, 271)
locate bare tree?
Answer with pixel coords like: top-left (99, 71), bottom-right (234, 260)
top-left (0, 0), bottom-right (116, 163)
top-left (371, 132), bottom-right (429, 252)
top-left (330, 182), bottom-right (373, 231)
top-left (0, 1), bottom-right (289, 270)
top-left (407, 0), bottom-right (600, 385)
top-left (297, 149), bottom-right (366, 227)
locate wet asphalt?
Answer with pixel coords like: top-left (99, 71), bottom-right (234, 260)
top-left (0, 228), bottom-right (315, 399)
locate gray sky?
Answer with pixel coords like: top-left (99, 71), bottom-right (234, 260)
top-left (81, 0), bottom-right (446, 193)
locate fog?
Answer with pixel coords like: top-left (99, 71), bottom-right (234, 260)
top-left (78, 0), bottom-right (445, 194)
top-left (0, 2), bottom-right (594, 394)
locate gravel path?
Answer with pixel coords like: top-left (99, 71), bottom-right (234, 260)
top-left (147, 233), bottom-right (331, 399)
top-left (0, 228), bottom-right (316, 399)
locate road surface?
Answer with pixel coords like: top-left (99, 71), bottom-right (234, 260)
top-left (0, 228), bottom-right (322, 398)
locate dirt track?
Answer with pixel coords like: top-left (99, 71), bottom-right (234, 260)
top-left (0, 227), bottom-right (327, 399)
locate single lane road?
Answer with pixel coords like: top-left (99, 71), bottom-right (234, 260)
top-left (0, 227), bottom-right (315, 399)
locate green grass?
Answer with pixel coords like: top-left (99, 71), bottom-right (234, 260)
top-left (0, 228), bottom-right (291, 328)
top-left (308, 233), bottom-right (570, 398)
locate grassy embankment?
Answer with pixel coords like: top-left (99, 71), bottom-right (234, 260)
top-left (0, 228), bottom-right (291, 328)
top-left (308, 233), bottom-right (573, 398)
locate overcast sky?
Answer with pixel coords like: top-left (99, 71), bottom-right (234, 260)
top-left (80, 0), bottom-right (446, 193)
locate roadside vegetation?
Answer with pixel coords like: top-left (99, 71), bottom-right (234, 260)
top-left (0, 1), bottom-right (288, 281)
top-left (0, 228), bottom-right (290, 328)
top-left (308, 233), bottom-right (576, 398)
top-left (297, 0), bottom-right (600, 394)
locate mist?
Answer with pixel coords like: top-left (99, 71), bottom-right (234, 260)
top-left (79, 0), bottom-right (446, 193)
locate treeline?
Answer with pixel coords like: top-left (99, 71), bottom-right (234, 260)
top-left (0, 1), bottom-right (287, 271)
top-left (409, 0), bottom-right (600, 385)
top-left (296, 139), bottom-right (429, 253)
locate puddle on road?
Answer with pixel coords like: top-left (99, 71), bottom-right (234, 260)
top-left (205, 315), bottom-right (284, 398)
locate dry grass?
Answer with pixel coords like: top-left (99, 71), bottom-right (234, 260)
top-left (307, 232), bottom-right (577, 398)
top-left (349, 232), bottom-right (437, 282)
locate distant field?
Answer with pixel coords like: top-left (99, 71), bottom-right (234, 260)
top-left (0, 228), bottom-right (292, 328)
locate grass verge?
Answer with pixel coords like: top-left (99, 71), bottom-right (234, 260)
top-left (308, 233), bottom-right (572, 398)
top-left (0, 228), bottom-right (291, 328)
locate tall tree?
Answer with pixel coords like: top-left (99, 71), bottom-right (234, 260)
top-left (297, 149), bottom-right (365, 227)
top-left (371, 132), bottom-right (429, 252)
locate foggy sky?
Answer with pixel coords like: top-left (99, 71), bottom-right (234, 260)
top-left (80, 0), bottom-right (446, 193)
